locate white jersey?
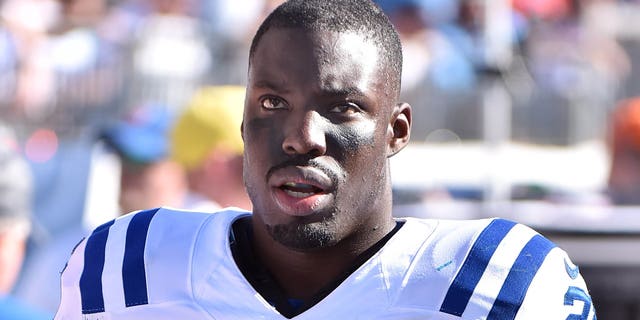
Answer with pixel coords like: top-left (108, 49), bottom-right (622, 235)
top-left (55, 207), bottom-right (595, 319)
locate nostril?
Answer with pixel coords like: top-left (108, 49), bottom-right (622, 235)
top-left (281, 112), bottom-right (327, 155)
top-left (282, 132), bottom-right (326, 156)
top-left (283, 143), bottom-right (297, 154)
top-left (283, 136), bottom-right (311, 155)
top-left (307, 147), bottom-right (324, 158)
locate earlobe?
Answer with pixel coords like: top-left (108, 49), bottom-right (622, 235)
top-left (388, 102), bottom-right (411, 157)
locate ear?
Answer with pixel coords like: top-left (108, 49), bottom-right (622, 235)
top-left (387, 102), bottom-right (411, 157)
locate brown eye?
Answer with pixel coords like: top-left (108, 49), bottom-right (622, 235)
top-left (260, 96), bottom-right (288, 110)
top-left (329, 103), bottom-right (362, 115)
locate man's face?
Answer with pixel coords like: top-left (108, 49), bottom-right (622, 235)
top-left (243, 27), bottom-right (400, 250)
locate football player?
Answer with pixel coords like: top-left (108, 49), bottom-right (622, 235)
top-left (55, 0), bottom-right (596, 319)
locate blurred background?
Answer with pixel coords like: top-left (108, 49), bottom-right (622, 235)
top-left (0, 0), bottom-right (638, 318)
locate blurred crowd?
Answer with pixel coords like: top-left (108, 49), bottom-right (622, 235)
top-left (1, 0), bottom-right (638, 146)
top-left (1, 0), bottom-right (640, 318)
top-left (384, 0), bottom-right (634, 145)
top-left (0, 0), bottom-right (278, 139)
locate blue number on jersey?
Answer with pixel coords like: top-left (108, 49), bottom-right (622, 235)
top-left (564, 286), bottom-right (595, 320)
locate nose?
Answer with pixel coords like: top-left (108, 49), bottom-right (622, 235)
top-left (282, 110), bottom-right (327, 157)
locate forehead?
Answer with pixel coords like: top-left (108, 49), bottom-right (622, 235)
top-left (248, 27), bottom-right (385, 96)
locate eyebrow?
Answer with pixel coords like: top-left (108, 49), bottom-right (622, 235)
top-left (252, 79), bottom-right (289, 93)
top-left (253, 80), bottom-right (367, 100)
top-left (321, 86), bottom-right (368, 99)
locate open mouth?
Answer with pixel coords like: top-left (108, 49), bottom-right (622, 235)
top-left (268, 165), bottom-right (336, 215)
top-left (279, 182), bottom-right (326, 198)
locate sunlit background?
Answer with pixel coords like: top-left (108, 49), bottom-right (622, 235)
top-left (0, 0), bottom-right (638, 318)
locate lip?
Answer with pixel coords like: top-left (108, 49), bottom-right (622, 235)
top-left (268, 166), bottom-right (335, 216)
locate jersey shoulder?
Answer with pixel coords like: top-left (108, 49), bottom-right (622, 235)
top-left (56, 207), bottom-right (250, 319)
top-left (392, 218), bottom-right (595, 319)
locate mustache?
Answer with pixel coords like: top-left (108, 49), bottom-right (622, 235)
top-left (266, 156), bottom-right (342, 184)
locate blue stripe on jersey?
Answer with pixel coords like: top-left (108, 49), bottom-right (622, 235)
top-left (440, 219), bottom-right (517, 317)
top-left (487, 234), bottom-right (556, 320)
top-left (80, 219), bottom-right (115, 314)
top-left (122, 208), bottom-right (159, 308)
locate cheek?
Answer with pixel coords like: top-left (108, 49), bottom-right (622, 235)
top-left (329, 120), bottom-right (379, 158)
top-left (243, 117), bottom-right (281, 157)
top-left (330, 121), bottom-right (388, 208)
top-left (242, 117), bottom-right (284, 187)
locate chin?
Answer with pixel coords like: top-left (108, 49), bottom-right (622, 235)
top-left (266, 215), bottom-right (339, 250)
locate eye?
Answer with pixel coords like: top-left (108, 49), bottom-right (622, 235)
top-left (260, 96), bottom-right (288, 110)
top-left (329, 103), bottom-right (362, 115)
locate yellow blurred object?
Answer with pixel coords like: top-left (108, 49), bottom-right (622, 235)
top-left (171, 86), bottom-right (245, 170)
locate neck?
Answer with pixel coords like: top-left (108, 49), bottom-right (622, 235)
top-left (250, 214), bottom-right (396, 300)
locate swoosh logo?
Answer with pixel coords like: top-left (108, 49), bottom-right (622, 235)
top-left (564, 258), bottom-right (580, 280)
